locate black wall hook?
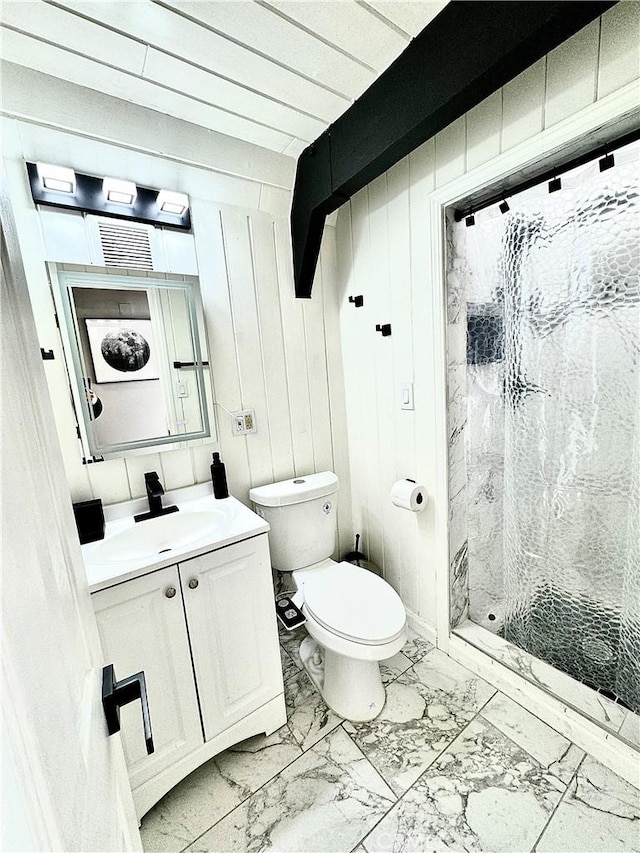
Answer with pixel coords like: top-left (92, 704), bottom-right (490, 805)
top-left (375, 324), bottom-right (392, 336)
top-left (348, 295), bottom-right (364, 307)
top-left (40, 348), bottom-right (55, 360)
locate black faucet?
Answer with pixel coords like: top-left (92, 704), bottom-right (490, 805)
top-left (145, 472), bottom-right (164, 515)
top-left (134, 472), bottom-right (179, 523)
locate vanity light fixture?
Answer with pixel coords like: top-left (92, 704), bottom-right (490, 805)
top-left (27, 163), bottom-right (191, 230)
top-left (103, 177), bottom-right (137, 205)
top-left (156, 189), bottom-right (189, 216)
top-left (36, 162), bottom-right (76, 194)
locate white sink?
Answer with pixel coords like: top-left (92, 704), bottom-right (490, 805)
top-left (82, 489), bottom-right (270, 593)
top-left (87, 510), bottom-right (226, 563)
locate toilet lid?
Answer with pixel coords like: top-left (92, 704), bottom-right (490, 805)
top-left (303, 562), bottom-right (406, 645)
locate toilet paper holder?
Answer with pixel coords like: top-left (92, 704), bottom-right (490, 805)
top-left (390, 478), bottom-right (427, 512)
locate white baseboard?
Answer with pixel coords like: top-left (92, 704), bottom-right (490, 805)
top-left (405, 609), bottom-right (437, 646)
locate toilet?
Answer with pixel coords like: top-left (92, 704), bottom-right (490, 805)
top-left (249, 472), bottom-right (406, 722)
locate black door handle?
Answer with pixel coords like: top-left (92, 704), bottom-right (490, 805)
top-left (102, 664), bottom-right (154, 755)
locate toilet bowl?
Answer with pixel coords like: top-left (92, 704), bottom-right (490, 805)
top-left (249, 472), bottom-right (408, 722)
top-left (292, 559), bottom-right (406, 721)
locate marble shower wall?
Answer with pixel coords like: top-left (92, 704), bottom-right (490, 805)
top-left (446, 214), bottom-right (505, 632)
top-left (446, 216), bottom-right (469, 629)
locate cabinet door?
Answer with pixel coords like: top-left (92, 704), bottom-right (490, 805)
top-left (179, 535), bottom-right (284, 742)
top-left (92, 565), bottom-right (203, 791)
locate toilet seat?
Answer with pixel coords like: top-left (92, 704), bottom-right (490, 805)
top-left (302, 562), bottom-right (406, 646)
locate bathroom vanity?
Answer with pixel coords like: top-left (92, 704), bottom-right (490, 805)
top-left (83, 487), bottom-right (286, 818)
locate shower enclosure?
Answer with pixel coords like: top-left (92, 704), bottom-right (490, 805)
top-left (446, 140), bottom-right (639, 737)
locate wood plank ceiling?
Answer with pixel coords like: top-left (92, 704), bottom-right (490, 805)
top-left (0, 0), bottom-right (449, 158)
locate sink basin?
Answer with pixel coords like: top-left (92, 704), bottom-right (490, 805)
top-left (82, 490), bottom-right (270, 592)
top-left (87, 510), bottom-right (226, 563)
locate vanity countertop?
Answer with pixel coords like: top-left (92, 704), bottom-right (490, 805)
top-left (83, 484), bottom-right (268, 593)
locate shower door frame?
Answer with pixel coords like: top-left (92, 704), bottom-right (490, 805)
top-left (424, 82), bottom-right (640, 786)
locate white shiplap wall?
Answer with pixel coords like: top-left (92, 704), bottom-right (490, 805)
top-left (3, 121), bottom-right (352, 557)
top-left (333, 3), bottom-right (640, 633)
top-left (78, 205), bottom-right (351, 554)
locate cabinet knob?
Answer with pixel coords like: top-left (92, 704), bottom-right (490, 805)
top-left (188, 578), bottom-right (199, 590)
top-left (165, 587), bottom-right (177, 598)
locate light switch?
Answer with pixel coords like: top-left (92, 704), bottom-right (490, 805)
top-left (400, 383), bottom-right (414, 410)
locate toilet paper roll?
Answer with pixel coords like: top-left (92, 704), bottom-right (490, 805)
top-left (390, 479), bottom-right (427, 512)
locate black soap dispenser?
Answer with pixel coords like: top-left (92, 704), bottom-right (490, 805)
top-left (210, 452), bottom-right (229, 499)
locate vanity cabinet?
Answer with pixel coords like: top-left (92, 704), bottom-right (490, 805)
top-left (93, 564), bottom-right (203, 792)
top-left (180, 535), bottom-right (284, 742)
top-left (91, 533), bottom-right (285, 818)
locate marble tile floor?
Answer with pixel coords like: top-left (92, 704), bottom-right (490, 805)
top-left (140, 628), bottom-right (640, 853)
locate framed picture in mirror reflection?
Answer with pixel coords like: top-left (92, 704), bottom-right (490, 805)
top-left (85, 318), bottom-right (160, 383)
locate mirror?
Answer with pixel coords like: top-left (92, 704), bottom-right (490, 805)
top-left (52, 268), bottom-right (215, 459)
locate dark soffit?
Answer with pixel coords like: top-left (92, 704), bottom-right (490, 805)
top-left (291, 0), bottom-right (617, 298)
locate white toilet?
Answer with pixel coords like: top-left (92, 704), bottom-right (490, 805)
top-left (250, 472), bottom-right (406, 722)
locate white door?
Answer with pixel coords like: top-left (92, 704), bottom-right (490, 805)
top-left (1, 197), bottom-right (141, 851)
top-left (93, 565), bottom-right (203, 795)
top-left (178, 535), bottom-right (284, 742)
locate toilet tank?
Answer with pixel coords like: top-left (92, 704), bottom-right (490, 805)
top-left (249, 472), bottom-right (339, 572)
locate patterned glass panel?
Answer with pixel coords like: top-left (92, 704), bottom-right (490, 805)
top-left (448, 148), bottom-right (640, 713)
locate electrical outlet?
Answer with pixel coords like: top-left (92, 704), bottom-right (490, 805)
top-left (231, 409), bottom-right (257, 435)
